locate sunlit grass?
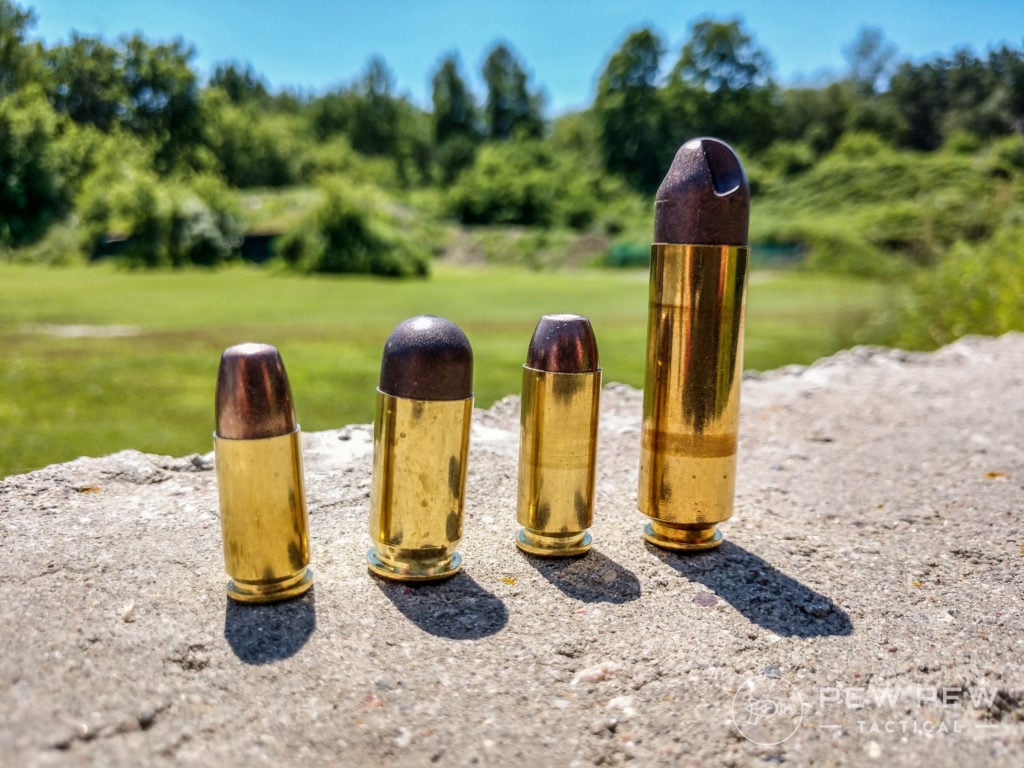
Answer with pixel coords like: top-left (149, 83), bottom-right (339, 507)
top-left (0, 262), bottom-right (891, 477)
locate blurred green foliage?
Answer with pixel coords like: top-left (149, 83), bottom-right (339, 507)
top-left (891, 224), bottom-right (1024, 349)
top-left (0, 86), bottom-right (90, 246)
top-left (752, 133), bottom-right (1024, 281)
top-left (0, 0), bottom-right (1021, 346)
top-left (277, 180), bottom-right (429, 277)
top-left (76, 136), bottom-right (243, 268)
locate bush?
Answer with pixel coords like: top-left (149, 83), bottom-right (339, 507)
top-left (297, 135), bottom-right (400, 189)
top-left (984, 135), bottom-right (1024, 177)
top-left (759, 140), bottom-right (817, 179)
top-left (433, 135), bottom-right (478, 185)
top-left (759, 219), bottom-right (906, 278)
top-left (278, 180), bottom-right (429, 277)
top-left (0, 87), bottom-right (81, 247)
top-left (753, 137), bottom-right (1010, 276)
top-left (892, 225), bottom-right (1024, 349)
top-left (4, 219), bottom-right (88, 265)
top-left (447, 139), bottom-right (556, 226)
top-left (168, 174), bottom-right (245, 266)
top-left (447, 138), bottom-right (647, 233)
top-left (78, 155), bottom-right (243, 267)
top-left (202, 89), bottom-right (302, 188)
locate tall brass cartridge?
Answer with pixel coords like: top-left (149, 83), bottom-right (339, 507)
top-left (517, 314), bottom-right (601, 556)
top-left (368, 316), bottom-right (473, 581)
top-left (214, 343), bottom-right (312, 602)
top-left (639, 137), bottom-right (750, 551)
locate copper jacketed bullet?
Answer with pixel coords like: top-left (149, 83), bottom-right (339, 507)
top-left (638, 137), bottom-right (751, 551)
top-left (214, 343), bottom-right (312, 602)
top-left (516, 314), bottom-right (601, 556)
top-left (368, 316), bottom-right (473, 581)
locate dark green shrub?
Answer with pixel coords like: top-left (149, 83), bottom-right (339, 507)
top-left (447, 140), bottom-right (556, 226)
top-left (447, 138), bottom-right (646, 233)
top-left (296, 135), bottom-right (400, 189)
top-left (167, 175), bottom-right (245, 266)
top-left (279, 180), bottom-right (429, 277)
top-left (0, 87), bottom-right (80, 247)
top-left (77, 153), bottom-right (243, 268)
top-left (202, 89), bottom-right (302, 188)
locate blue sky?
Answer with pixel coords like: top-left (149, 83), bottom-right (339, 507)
top-left (28, 0), bottom-right (1024, 115)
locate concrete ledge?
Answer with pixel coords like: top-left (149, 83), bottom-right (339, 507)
top-left (2, 334), bottom-right (1022, 766)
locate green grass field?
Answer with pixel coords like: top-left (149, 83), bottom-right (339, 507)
top-left (0, 262), bottom-right (892, 478)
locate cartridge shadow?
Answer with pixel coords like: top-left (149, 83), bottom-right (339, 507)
top-left (224, 588), bottom-right (316, 664)
top-left (374, 572), bottom-right (508, 640)
top-left (649, 541), bottom-right (852, 638)
top-left (520, 548), bottom-right (641, 604)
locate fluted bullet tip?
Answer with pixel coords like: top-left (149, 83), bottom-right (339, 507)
top-left (654, 137), bottom-right (750, 246)
top-left (379, 315), bottom-right (473, 400)
top-left (526, 314), bottom-right (599, 373)
top-left (215, 343), bottom-right (297, 439)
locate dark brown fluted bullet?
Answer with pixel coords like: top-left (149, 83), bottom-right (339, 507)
top-left (368, 316), bottom-right (473, 581)
top-left (517, 315), bottom-right (601, 556)
top-left (639, 137), bottom-right (751, 551)
top-left (214, 343), bottom-right (312, 602)
top-left (654, 137), bottom-right (750, 246)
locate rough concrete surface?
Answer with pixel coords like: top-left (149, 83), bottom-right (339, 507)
top-left (1, 333), bottom-right (1022, 767)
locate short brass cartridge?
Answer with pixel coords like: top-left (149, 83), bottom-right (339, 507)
top-left (214, 343), bottom-right (312, 602)
top-left (516, 314), bottom-right (601, 556)
top-left (638, 138), bottom-right (750, 551)
top-left (368, 316), bottom-right (473, 581)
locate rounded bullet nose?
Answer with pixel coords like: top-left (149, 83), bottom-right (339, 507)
top-left (654, 136), bottom-right (750, 246)
top-left (526, 314), bottom-right (599, 373)
top-left (215, 343), bottom-right (297, 439)
top-left (379, 315), bottom-right (473, 400)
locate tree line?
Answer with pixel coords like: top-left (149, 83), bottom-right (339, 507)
top-left (2, 0), bottom-right (1023, 271)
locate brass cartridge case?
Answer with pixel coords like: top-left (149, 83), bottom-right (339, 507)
top-left (368, 392), bottom-right (472, 581)
top-left (517, 367), bottom-right (601, 556)
top-left (215, 428), bottom-right (312, 602)
top-left (639, 243), bottom-right (749, 550)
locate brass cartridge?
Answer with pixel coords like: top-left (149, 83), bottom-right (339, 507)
top-left (638, 138), bottom-right (750, 551)
top-left (214, 343), bottom-right (312, 602)
top-left (516, 314), bottom-right (601, 556)
top-left (368, 316), bottom-right (473, 581)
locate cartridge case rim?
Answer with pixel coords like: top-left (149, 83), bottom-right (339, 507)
top-left (366, 550), bottom-right (463, 582)
top-left (516, 529), bottom-right (592, 557)
top-left (643, 522), bottom-right (723, 551)
top-left (227, 567), bottom-right (314, 603)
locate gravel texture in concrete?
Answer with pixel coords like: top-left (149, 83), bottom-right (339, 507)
top-left (1, 334), bottom-right (1022, 766)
